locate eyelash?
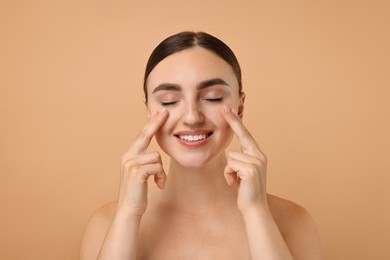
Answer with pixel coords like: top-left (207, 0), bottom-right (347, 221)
top-left (160, 101), bottom-right (177, 106)
top-left (160, 97), bottom-right (223, 107)
top-left (205, 97), bottom-right (223, 102)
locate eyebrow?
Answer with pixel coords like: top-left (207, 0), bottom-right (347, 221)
top-left (152, 78), bottom-right (230, 94)
top-left (198, 78), bottom-right (230, 90)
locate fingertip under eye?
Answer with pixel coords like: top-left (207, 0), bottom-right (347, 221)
top-left (231, 109), bottom-right (239, 116)
top-left (222, 106), bottom-right (238, 117)
top-left (159, 108), bottom-right (167, 114)
top-left (158, 109), bottom-right (168, 119)
top-left (150, 109), bottom-right (167, 118)
top-left (222, 106), bottom-right (231, 114)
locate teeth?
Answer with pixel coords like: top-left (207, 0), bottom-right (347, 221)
top-left (178, 134), bottom-right (207, 142)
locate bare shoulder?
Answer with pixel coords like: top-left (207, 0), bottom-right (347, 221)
top-left (80, 201), bottom-right (118, 260)
top-left (267, 194), bottom-right (323, 259)
top-left (267, 194), bottom-right (312, 228)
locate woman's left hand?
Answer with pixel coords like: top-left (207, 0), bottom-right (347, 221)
top-left (221, 106), bottom-right (268, 215)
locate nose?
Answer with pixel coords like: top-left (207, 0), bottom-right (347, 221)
top-left (182, 102), bottom-right (205, 126)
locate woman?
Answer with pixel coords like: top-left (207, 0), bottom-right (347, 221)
top-left (80, 31), bottom-right (322, 260)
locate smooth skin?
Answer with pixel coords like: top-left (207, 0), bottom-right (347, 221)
top-left (80, 47), bottom-right (322, 260)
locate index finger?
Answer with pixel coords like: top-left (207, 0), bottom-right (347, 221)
top-left (221, 106), bottom-right (263, 157)
top-left (129, 109), bottom-right (168, 155)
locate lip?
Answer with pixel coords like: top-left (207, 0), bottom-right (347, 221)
top-left (174, 130), bottom-right (214, 148)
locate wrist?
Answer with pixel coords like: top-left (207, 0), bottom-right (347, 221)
top-left (114, 207), bottom-right (144, 223)
top-left (240, 204), bottom-right (272, 222)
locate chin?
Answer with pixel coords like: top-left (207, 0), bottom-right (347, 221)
top-left (161, 147), bottom-right (229, 170)
top-left (166, 151), bottom-right (213, 169)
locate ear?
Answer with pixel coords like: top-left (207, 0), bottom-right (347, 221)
top-left (238, 92), bottom-right (245, 118)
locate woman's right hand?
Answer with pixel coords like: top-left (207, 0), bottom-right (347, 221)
top-left (117, 109), bottom-right (168, 217)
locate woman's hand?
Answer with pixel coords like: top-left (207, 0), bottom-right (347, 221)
top-left (117, 109), bottom-right (168, 217)
top-left (221, 106), bottom-right (268, 215)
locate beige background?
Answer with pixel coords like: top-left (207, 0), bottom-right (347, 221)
top-left (1, 0), bottom-right (389, 259)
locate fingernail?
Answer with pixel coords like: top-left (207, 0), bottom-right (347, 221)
top-left (231, 109), bottom-right (238, 116)
top-left (222, 106), bottom-right (230, 113)
top-left (159, 109), bottom-right (167, 115)
top-left (150, 111), bottom-right (158, 117)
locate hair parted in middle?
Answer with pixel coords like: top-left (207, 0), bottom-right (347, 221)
top-left (143, 31), bottom-right (242, 101)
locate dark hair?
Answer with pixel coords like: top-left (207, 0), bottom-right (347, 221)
top-left (143, 31), bottom-right (242, 101)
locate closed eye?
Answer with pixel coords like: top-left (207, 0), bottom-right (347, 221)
top-left (160, 101), bottom-right (177, 106)
top-left (205, 97), bottom-right (223, 102)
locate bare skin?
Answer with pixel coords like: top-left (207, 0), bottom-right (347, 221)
top-left (81, 192), bottom-right (320, 260)
top-left (80, 47), bottom-right (322, 260)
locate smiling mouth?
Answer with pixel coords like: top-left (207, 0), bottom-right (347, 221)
top-left (175, 132), bottom-right (213, 142)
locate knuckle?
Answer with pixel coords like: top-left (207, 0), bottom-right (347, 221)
top-left (247, 164), bottom-right (258, 176)
top-left (150, 151), bottom-right (161, 161)
top-left (125, 167), bottom-right (146, 183)
top-left (260, 156), bottom-right (268, 166)
top-left (251, 164), bottom-right (258, 173)
top-left (254, 158), bottom-right (263, 167)
top-left (156, 163), bottom-right (163, 172)
top-left (120, 155), bottom-right (129, 165)
top-left (122, 160), bottom-right (138, 174)
top-left (260, 154), bottom-right (268, 164)
top-left (121, 161), bottom-right (129, 171)
top-left (129, 165), bottom-right (140, 174)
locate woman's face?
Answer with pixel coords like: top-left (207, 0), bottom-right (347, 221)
top-left (146, 47), bottom-right (244, 168)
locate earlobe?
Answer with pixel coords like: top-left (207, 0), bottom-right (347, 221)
top-left (238, 92), bottom-right (246, 118)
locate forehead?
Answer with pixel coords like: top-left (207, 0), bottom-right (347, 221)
top-left (146, 47), bottom-right (239, 91)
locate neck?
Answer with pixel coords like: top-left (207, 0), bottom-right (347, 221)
top-left (160, 152), bottom-right (237, 215)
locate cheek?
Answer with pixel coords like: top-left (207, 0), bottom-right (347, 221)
top-left (154, 126), bottom-right (169, 153)
top-left (210, 112), bottom-right (232, 135)
top-left (154, 112), bottom-right (177, 142)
